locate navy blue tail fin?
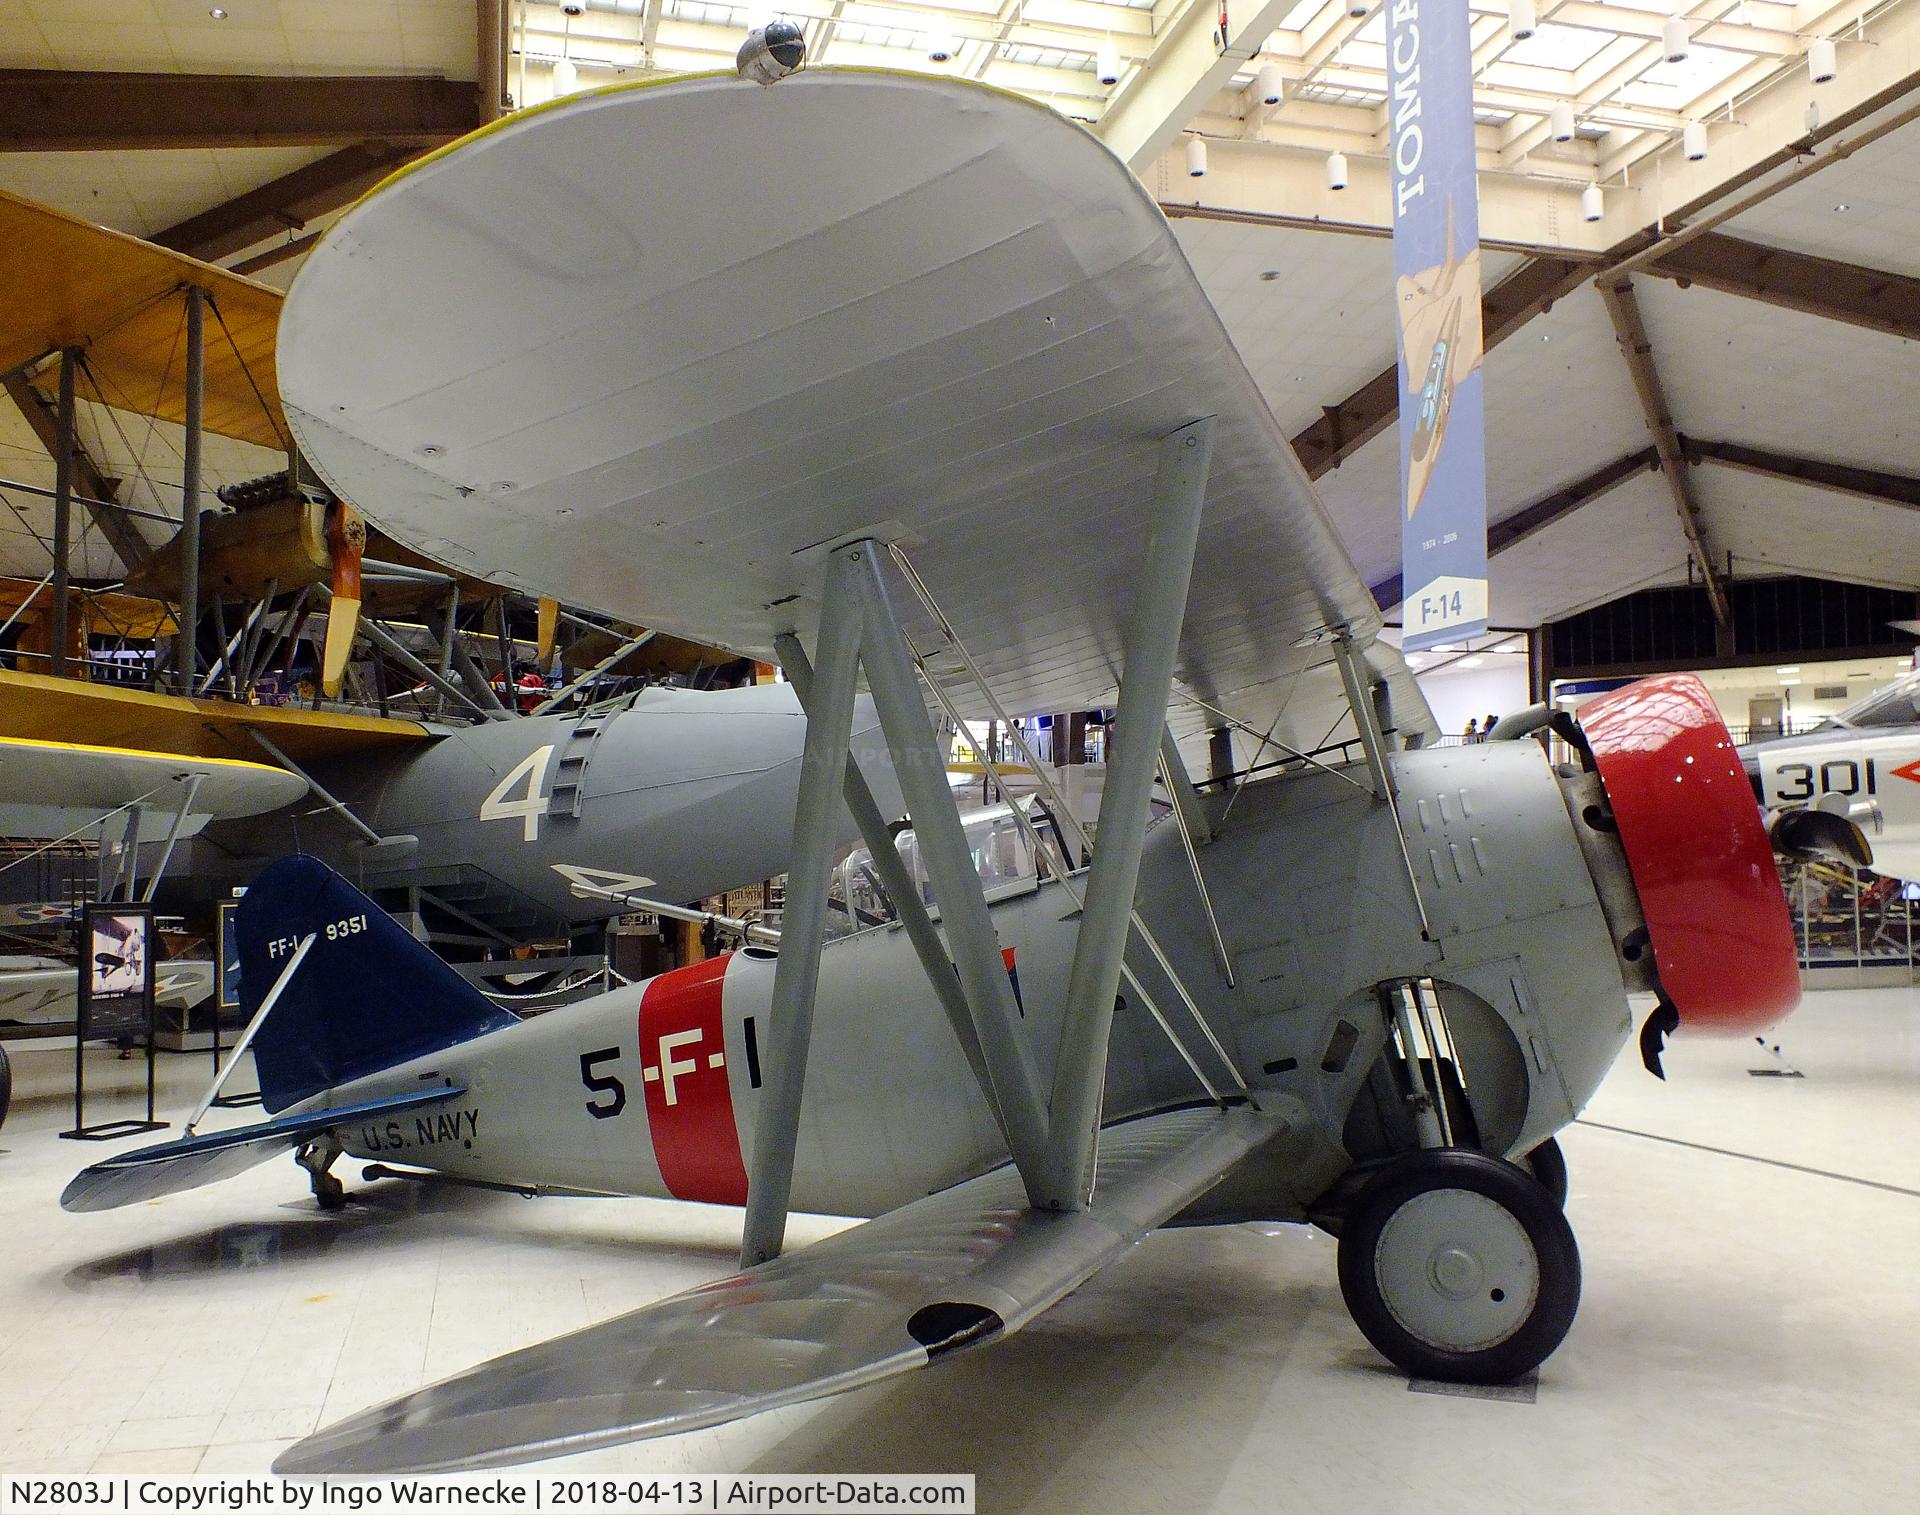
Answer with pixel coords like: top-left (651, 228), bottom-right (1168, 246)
top-left (237, 856), bottom-right (518, 1112)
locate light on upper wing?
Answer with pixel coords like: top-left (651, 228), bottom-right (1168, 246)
top-left (737, 21), bottom-right (806, 85)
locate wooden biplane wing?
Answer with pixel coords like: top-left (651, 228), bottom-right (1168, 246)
top-left (276, 1105), bottom-right (1287, 1475)
top-left (279, 68), bottom-right (1435, 764)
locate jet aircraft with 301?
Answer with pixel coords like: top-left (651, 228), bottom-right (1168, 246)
top-left (1744, 665), bottom-right (1920, 881)
top-left (66, 53), bottom-right (1808, 1476)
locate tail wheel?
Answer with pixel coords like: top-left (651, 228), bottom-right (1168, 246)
top-left (1523, 1136), bottom-right (1569, 1208)
top-left (1337, 1148), bottom-right (1581, 1384)
top-left (0, 1041), bottom-right (11, 1133)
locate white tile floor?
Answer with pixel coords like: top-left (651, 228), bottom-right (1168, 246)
top-left (3, 987), bottom-right (1918, 1511)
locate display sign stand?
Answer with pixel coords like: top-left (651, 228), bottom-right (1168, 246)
top-left (209, 899), bottom-right (260, 1109)
top-left (61, 903), bottom-right (169, 1141)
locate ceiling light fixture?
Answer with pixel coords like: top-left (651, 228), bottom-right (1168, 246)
top-left (209, 5), bottom-right (227, 16)
top-left (1256, 62), bottom-right (1284, 107)
top-left (1834, 202), bottom-right (1852, 212)
top-left (552, 56), bottom-right (578, 95)
top-left (1550, 100), bottom-right (1575, 142)
top-left (1186, 136), bottom-right (1208, 178)
top-left (1683, 120), bottom-right (1708, 161)
top-left (1510, 0), bottom-right (1537, 42)
top-left (1809, 38), bottom-right (1837, 84)
top-left (1662, 17), bottom-right (1690, 65)
top-left (1326, 150), bottom-right (1348, 190)
top-left (928, 32), bottom-right (960, 63)
top-left (1582, 183), bottom-right (1604, 222)
top-left (1096, 39), bottom-right (1120, 87)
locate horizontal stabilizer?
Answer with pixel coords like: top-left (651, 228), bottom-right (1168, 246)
top-left (60, 1085), bottom-right (463, 1213)
top-left (277, 1104), bottom-right (1287, 1475)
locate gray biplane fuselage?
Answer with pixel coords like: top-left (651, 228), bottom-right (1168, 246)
top-left (308, 739), bottom-right (1628, 1223)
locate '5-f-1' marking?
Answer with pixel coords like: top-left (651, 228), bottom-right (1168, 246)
top-left (579, 1030), bottom-right (729, 1118)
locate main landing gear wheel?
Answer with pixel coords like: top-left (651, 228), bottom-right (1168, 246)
top-left (1337, 1148), bottom-right (1581, 1384)
top-left (1523, 1136), bottom-right (1569, 1208)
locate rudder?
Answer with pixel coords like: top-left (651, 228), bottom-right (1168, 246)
top-left (238, 855), bottom-right (517, 1112)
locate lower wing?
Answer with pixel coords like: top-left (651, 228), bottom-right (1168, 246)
top-left (276, 1103), bottom-right (1288, 1475)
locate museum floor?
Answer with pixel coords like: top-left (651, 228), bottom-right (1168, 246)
top-left (2, 985), bottom-right (1916, 1512)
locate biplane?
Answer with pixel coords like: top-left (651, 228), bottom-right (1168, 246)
top-left (68, 61), bottom-right (1802, 1475)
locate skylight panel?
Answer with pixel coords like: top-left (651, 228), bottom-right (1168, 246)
top-left (997, 41), bottom-right (1097, 72)
top-left (1503, 23), bottom-right (1610, 73)
top-left (1623, 41), bottom-right (1745, 107)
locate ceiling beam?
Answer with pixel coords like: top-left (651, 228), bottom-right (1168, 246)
top-left (1644, 231), bottom-right (1920, 344)
top-left (152, 143), bottom-right (424, 264)
top-left (2, 371), bottom-right (151, 574)
top-left (1682, 436), bottom-right (1920, 511)
top-left (229, 231), bottom-right (324, 277)
top-left (1096, 0), bottom-right (1298, 172)
top-left (1290, 255), bottom-right (1591, 480)
top-left (0, 71), bottom-right (477, 152)
top-left (1596, 275), bottom-right (1731, 629)
top-left (1368, 446), bottom-right (1660, 609)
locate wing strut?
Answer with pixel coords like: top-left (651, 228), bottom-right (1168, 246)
top-left (741, 419), bottom-right (1224, 1258)
top-left (774, 634), bottom-right (1004, 1137)
top-left (910, 659), bottom-right (1232, 1107)
top-left (742, 539), bottom-right (1057, 1268)
top-left (1332, 635), bottom-right (1435, 944)
top-left (1037, 418), bottom-right (1215, 1208)
top-left (739, 547), bottom-right (870, 1267)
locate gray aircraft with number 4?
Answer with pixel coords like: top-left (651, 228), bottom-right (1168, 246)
top-left (64, 54), bottom-right (1811, 1476)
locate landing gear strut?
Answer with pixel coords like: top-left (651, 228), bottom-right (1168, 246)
top-left (1337, 1148), bottom-right (1581, 1384)
top-left (296, 1134), bottom-right (347, 1211)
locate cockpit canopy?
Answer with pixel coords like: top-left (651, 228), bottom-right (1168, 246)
top-left (1819, 667), bottom-right (1920, 731)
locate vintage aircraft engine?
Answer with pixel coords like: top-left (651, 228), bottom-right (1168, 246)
top-left (1158, 673), bottom-right (1799, 1380)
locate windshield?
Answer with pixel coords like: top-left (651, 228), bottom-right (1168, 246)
top-left (1821, 667), bottom-right (1920, 730)
top-left (826, 794), bottom-right (1072, 935)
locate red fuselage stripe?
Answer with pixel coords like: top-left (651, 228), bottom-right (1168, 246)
top-left (637, 953), bottom-right (748, 1205)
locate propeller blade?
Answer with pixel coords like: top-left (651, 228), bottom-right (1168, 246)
top-left (1769, 807), bottom-right (1873, 868)
top-left (536, 597), bottom-right (559, 671)
top-left (321, 503), bottom-right (366, 698)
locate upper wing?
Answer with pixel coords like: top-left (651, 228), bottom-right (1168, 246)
top-left (279, 69), bottom-right (1434, 759)
top-left (0, 734), bottom-right (307, 840)
top-left (0, 188), bottom-right (287, 450)
top-left (274, 1104), bottom-right (1287, 1475)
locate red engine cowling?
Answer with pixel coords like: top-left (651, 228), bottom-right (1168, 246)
top-left (1580, 673), bottom-right (1800, 1034)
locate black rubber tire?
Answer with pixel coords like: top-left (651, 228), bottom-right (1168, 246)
top-left (1337, 1147), bottom-right (1581, 1384)
top-left (313, 1173), bottom-right (348, 1212)
top-left (0, 1041), bottom-right (11, 1134)
top-left (1524, 1136), bottom-right (1569, 1208)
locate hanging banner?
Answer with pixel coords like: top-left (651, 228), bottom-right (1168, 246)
top-left (1389, 0), bottom-right (1490, 652)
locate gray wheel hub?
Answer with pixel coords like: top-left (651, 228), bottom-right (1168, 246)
top-left (1373, 1185), bottom-right (1540, 1352)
